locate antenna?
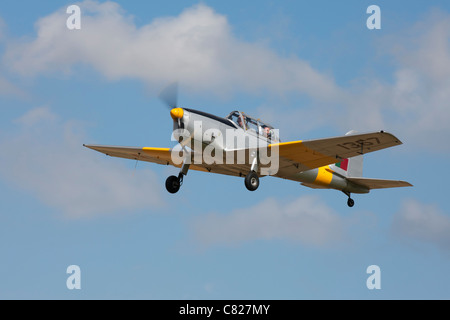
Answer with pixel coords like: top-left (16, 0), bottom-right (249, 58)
top-left (134, 152), bottom-right (141, 175)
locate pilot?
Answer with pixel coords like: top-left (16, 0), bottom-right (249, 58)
top-left (237, 116), bottom-right (245, 129)
top-left (264, 126), bottom-right (272, 139)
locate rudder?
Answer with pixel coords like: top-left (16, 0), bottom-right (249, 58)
top-left (330, 130), bottom-right (364, 177)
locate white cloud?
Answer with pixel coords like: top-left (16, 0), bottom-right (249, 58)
top-left (387, 15), bottom-right (450, 149)
top-left (258, 10), bottom-right (450, 148)
top-left (14, 105), bottom-right (57, 125)
top-left (391, 199), bottom-right (450, 252)
top-left (340, 11), bottom-right (450, 148)
top-left (0, 75), bottom-right (26, 98)
top-left (0, 16), bottom-right (27, 98)
top-left (190, 195), bottom-right (348, 247)
top-left (3, 2), bottom-right (450, 151)
top-left (0, 107), bottom-right (164, 218)
top-left (3, 1), bottom-right (341, 100)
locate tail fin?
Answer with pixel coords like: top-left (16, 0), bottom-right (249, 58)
top-left (330, 130), bottom-right (363, 177)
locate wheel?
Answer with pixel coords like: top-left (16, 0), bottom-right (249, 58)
top-left (245, 171), bottom-right (259, 191)
top-left (165, 175), bottom-right (180, 194)
top-left (347, 198), bottom-right (355, 208)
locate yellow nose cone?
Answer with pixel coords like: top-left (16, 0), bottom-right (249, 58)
top-left (170, 108), bottom-right (184, 120)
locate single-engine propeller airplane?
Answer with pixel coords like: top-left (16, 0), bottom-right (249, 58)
top-left (84, 84), bottom-right (412, 207)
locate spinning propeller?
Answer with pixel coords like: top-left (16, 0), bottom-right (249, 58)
top-left (159, 82), bottom-right (184, 128)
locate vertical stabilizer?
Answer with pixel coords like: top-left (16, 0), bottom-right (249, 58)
top-left (347, 154), bottom-right (363, 177)
top-left (329, 130), bottom-right (364, 177)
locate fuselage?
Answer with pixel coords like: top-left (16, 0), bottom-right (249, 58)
top-left (173, 108), bottom-right (369, 194)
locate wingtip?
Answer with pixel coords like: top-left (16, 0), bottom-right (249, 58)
top-left (379, 130), bottom-right (403, 145)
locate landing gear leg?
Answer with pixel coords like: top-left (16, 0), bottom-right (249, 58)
top-left (244, 151), bottom-right (260, 192)
top-left (343, 191), bottom-right (355, 207)
top-left (165, 161), bottom-right (190, 194)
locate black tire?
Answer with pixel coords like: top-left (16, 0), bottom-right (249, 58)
top-left (347, 198), bottom-right (355, 208)
top-left (165, 175), bottom-right (180, 194)
top-left (245, 171), bottom-right (259, 191)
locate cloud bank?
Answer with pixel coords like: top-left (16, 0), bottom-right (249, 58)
top-left (4, 1), bottom-right (340, 100)
top-left (391, 199), bottom-right (450, 253)
top-left (190, 195), bottom-right (348, 248)
top-left (0, 107), bottom-right (164, 218)
top-left (345, 10), bottom-right (450, 148)
top-left (6, 1), bottom-right (450, 150)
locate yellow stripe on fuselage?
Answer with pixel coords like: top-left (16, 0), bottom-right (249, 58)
top-left (314, 166), bottom-right (333, 187)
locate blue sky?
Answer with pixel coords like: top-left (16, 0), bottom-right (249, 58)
top-left (0, 0), bottom-right (450, 299)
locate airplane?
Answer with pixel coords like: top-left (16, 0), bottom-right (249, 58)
top-left (84, 86), bottom-right (412, 207)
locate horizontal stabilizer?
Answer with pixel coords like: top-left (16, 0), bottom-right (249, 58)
top-left (347, 177), bottom-right (413, 190)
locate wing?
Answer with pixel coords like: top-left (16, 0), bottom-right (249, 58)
top-left (84, 144), bottom-right (248, 176)
top-left (347, 177), bottom-right (413, 190)
top-left (84, 144), bottom-right (175, 165)
top-left (269, 131), bottom-right (403, 178)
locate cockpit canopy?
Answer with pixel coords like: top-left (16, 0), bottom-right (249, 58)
top-left (226, 111), bottom-right (280, 142)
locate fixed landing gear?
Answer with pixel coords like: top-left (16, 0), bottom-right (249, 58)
top-left (166, 174), bottom-right (183, 194)
top-left (166, 162), bottom-right (190, 194)
top-left (347, 197), bottom-right (355, 208)
top-left (343, 191), bottom-right (355, 207)
top-left (245, 171), bottom-right (259, 191)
